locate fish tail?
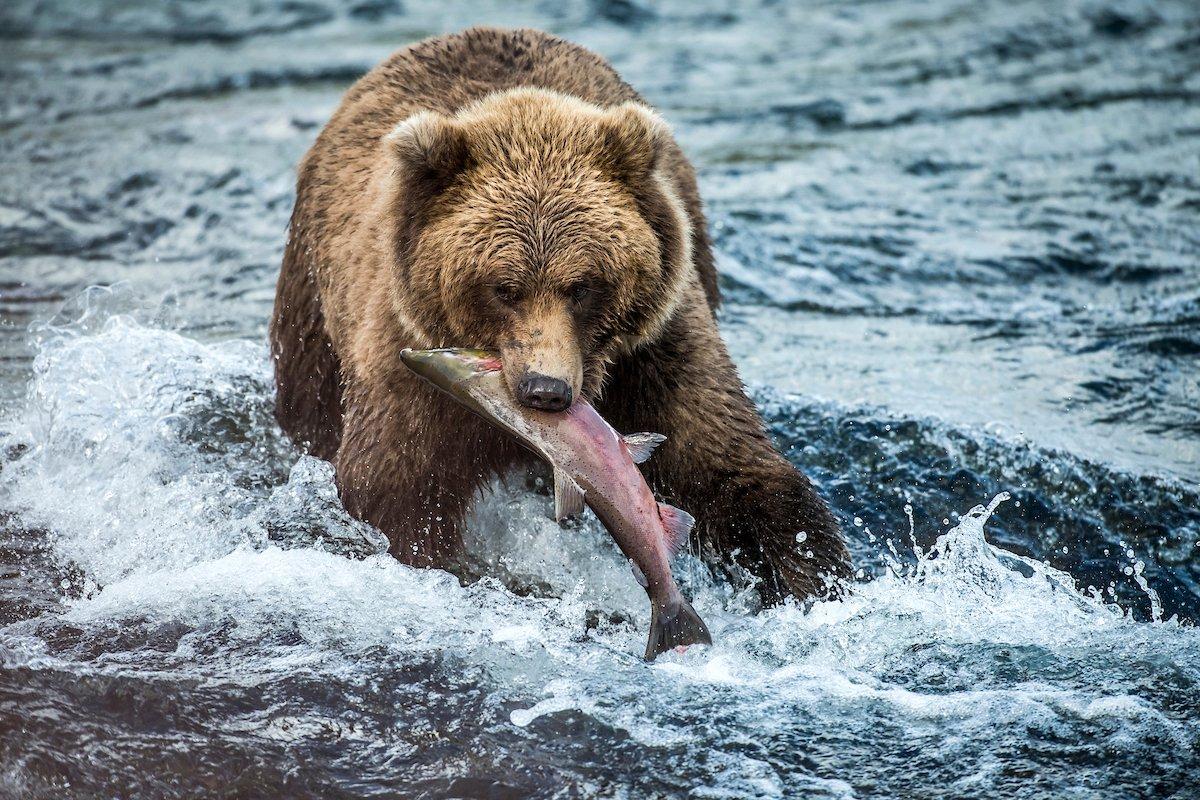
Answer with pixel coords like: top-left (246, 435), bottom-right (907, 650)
top-left (644, 595), bottom-right (712, 661)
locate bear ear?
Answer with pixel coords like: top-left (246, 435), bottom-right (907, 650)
top-left (597, 102), bottom-right (671, 184)
top-left (385, 111), bottom-right (470, 189)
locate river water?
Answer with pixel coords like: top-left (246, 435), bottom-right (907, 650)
top-left (1, 1), bottom-right (1198, 797)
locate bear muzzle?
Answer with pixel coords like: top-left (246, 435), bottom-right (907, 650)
top-left (499, 299), bottom-right (584, 413)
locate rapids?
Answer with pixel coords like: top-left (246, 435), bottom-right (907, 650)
top-left (2, 1), bottom-right (1198, 797)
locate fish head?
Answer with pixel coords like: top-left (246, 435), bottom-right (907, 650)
top-left (400, 348), bottom-right (503, 396)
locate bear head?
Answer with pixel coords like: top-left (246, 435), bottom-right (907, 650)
top-left (382, 88), bottom-right (693, 410)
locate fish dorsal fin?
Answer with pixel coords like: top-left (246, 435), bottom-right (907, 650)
top-left (623, 432), bottom-right (666, 464)
top-left (657, 503), bottom-right (695, 554)
top-left (630, 560), bottom-right (648, 588)
top-left (553, 466), bottom-right (586, 521)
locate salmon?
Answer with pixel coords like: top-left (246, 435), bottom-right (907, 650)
top-left (400, 348), bottom-right (712, 660)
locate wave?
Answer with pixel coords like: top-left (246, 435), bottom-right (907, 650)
top-left (1, 305), bottom-right (1196, 796)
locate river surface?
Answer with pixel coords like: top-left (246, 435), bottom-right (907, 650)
top-left (1, 1), bottom-right (1199, 798)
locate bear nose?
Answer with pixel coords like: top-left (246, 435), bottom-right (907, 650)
top-left (515, 373), bottom-right (573, 412)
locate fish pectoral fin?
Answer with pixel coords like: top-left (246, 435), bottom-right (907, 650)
top-left (623, 432), bottom-right (666, 465)
top-left (553, 466), bottom-right (586, 521)
top-left (630, 560), bottom-right (648, 588)
top-left (657, 503), bottom-right (696, 554)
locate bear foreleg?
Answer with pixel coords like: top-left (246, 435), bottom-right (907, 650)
top-left (333, 376), bottom-right (509, 572)
top-left (601, 284), bottom-right (850, 604)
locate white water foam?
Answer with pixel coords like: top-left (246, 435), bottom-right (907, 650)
top-left (2, 311), bottom-right (1197, 796)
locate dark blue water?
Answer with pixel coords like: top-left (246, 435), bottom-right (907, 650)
top-left (1, 1), bottom-right (1198, 797)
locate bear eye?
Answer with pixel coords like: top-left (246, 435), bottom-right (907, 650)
top-left (493, 284), bottom-right (521, 305)
top-left (568, 283), bottom-right (593, 306)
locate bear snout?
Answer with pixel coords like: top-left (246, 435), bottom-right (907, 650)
top-left (515, 373), bottom-right (574, 412)
top-left (498, 297), bottom-right (584, 411)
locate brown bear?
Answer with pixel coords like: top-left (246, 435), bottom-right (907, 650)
top-left (270, 27), bottom-right (849, 603)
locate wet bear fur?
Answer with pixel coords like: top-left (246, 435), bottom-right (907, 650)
top-left (270, 27), bottom-right (849, 602)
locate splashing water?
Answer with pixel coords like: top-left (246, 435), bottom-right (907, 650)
top-left (0, 311), bottom-right (1197, 798)
top-left (4, 0), bottom-right (1200, 792)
